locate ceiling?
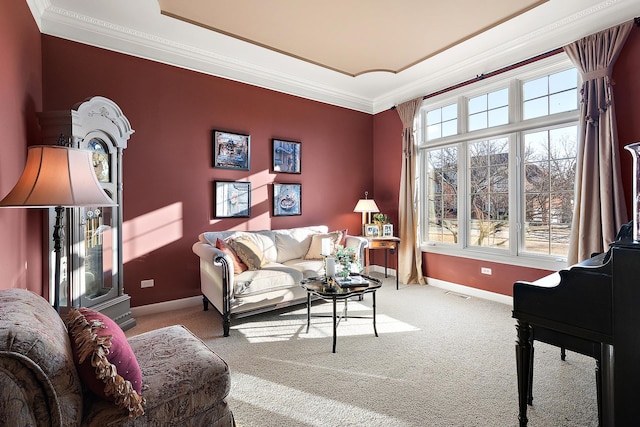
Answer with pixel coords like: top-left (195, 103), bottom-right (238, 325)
top-left (28, 0), bottom-right (640, 113)
top-left (157, 0), bottom-right (547, 77)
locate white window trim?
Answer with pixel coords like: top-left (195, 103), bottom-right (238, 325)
top-left (418, 53), bottom-right (579, 271)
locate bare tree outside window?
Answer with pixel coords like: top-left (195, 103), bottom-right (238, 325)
top-left (426, 147), bottom-right (458, 243)
top-left (468, 138), bottom-right (510, 248)
top-left (523, 125), bottom-right (577, 255)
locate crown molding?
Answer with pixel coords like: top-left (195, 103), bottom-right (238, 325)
top-left (30, 0), bottom-right (640, 115)
top-left (36, 4), bottom-right (374, 113)
top-left (371, 0), bottom-right (638, 113)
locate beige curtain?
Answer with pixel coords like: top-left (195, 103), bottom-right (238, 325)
top-left (397, 98), bottom-right (426, 285)
top-left (565, 21), bottom-right (633, 265)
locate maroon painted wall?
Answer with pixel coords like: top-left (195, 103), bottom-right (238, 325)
top-left (373, 27), bottom-right (640, 297)
top-left (372, 108), bottom-right (402, 270)
top-left (613, 28), bottom-right (640, 212)
top-left (41, 36), bottom-right (373, 306)
top-left (0, 1), bottom-right (43, 293)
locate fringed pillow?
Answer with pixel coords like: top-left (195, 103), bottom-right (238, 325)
top-left (216, 238), bottom-right (248, 274)
top-left (66, 308), bottom-right (145, 418)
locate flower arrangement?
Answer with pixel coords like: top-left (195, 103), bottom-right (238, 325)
top-left (334, 245), bottom-right (360, 278)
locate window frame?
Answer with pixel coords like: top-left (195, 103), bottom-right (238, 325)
top-left (417, 54), bottom-right (580, 271)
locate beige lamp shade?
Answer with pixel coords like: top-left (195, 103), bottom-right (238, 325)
top-left (353, 198), bottom-right (380, 213)
top-left (0, 145), bottom-right (116, 208)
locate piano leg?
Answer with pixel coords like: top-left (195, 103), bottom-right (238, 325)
top-left (516, 320), bottom-right (532, 426)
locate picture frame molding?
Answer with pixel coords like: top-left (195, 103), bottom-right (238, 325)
top-left (273, 182), bottom-right (302, 216)
top-left (272, 139), bottom-right (301, 174)
top-left (365, 224), bottom-right (380, 237)
top-left (214, 180), bottom-right (251, 218)
top-left (212, 130), bottom-right (250, 171)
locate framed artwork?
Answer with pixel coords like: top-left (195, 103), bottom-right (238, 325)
top-left (215, 181), bottom-right (251, 218)
top-left (273, 183), bottom-right (301, 216)
top-left (212, 130), bottom-right (250, 170)
top-left (272, 139), bottom-right (301, 174)
top-left (365, 224), bottom-right (380, 237)
top-left (382, 224), bottom-right (394, 237)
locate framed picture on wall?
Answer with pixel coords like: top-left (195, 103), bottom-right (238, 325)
top-left (212, 130), bottom-right (250, 170)
top-left (365, 224), bottom-right (380, 237)
top-left (273, 183), bottom-right (301, 216)
top-left (215, 181), bottom-right (251, 218)
top-left (382, 224), bottom-right (394, 237)
top-left (272, 139), bottom-right (301, 174)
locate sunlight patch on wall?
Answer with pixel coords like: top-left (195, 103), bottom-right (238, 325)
top-left (209, 169), bottom-right (273, 229)
top-left (122, 202), bottom-right (183, 263)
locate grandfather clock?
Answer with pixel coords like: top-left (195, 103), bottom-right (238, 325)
top-left (38, 96), bottom-right (135, 329)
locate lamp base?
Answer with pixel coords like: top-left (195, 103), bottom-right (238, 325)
top-left (52, 206), bottom-right (64, 313)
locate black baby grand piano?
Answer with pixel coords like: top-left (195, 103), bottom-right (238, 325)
top-left (513, 223), bottom-right (640, 426)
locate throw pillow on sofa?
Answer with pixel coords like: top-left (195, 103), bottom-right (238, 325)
top-left (216, 238), bottom-right (248, 274)
top-left (227, 234), bottom-right (266, 270)
top-left (66, 308), bottom-right (145, 418)
top-left (304, 230), bottom-right (346, 259)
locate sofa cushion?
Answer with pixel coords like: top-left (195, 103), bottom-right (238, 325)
top-left (227, 235), bottom-right (266, 270)
top-left (233, 264), bottom-right (303, 296)
top-left (304, 230), bottom-right (345, 259)
top-left (274, 228), bottom-right (317, 262)
top-left (216, 238), bottom-right (247, 274)
top-left (66, 308), bottom-right (144, 418)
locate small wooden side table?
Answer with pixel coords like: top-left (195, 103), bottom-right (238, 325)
top-left (365, 236), bottom-right (400, 289)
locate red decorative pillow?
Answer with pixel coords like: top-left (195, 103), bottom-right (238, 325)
top-left (216, 238), bottom-right (248, 274)
top-left (66, 308), bottom-right (145, 418)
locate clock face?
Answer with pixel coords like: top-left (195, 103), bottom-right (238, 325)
top-left (88, 139), bottom-right (110, 183)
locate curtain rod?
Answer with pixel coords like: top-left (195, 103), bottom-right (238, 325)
top-left (390, 47), bottom-right (563, 110)
top-left (391, 17), bottom-right (640, 111)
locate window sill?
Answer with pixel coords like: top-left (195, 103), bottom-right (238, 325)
top-left (420, 243), bottom-right (567, 271)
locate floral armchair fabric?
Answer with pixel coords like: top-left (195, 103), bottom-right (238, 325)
top-left (0, 288), bottom-right (235, 426)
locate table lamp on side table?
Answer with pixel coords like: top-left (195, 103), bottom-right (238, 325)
top-left (353, 191), bottom-right (379, 236)
top-left (0, 145), bottom-right (117, 312)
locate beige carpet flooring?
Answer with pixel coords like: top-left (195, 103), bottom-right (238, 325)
top-left (126, 274), bottom-right (598, 426)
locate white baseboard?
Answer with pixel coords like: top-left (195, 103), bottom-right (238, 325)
top-left (427, 277), bottom-right (513, 306)
top-left (365, 264), bottom-right (396, 277)
top-left (131, 295), bottom-right (202, 317)
top-left (130, 270), bottom-right (513, 317)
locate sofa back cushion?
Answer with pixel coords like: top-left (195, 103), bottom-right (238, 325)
top-left (274, 227), bottom-right (325, 262)
top-left (201, 226), bottom-right (329, 265)
top-left (0, 289), bottom-right (83, 426)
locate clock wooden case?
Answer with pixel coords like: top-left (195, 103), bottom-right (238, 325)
top-left (38, 96), bottom-right (136, 330)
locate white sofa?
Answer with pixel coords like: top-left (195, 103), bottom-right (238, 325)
top-left (192, 225), bottom-right (367, 336)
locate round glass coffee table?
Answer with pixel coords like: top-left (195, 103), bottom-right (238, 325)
top-left (300, 273), bottom-right (382, 353)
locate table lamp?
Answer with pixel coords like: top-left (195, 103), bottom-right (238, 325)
top-left (353, 191), bottom-right (379, 236)
top-left (0, 145), bottom-right (117, 312)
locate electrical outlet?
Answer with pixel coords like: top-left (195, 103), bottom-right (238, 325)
top-left (481, 267), bottom-right (492, 275)
top-left (141, 279), bottom-right (154, 288)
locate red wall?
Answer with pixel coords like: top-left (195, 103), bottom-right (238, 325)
top-left (0, 1), bottom-right (43, 294)
top-left (41, 36), bottom-right (373, 306)
top-left (373, 28), bottom-right (640, 297)
top-left (3, 9), bottom-right (639, 304)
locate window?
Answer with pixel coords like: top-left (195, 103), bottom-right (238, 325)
top-left (419, 56), bottom-right (579, 269)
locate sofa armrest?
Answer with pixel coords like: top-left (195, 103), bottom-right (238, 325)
top-left (192, 241), bottom-right (235, 315)
top-left (345, 235), bottom-right (368, 269)
top-left (0, 352), bottom-right (61, 427)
